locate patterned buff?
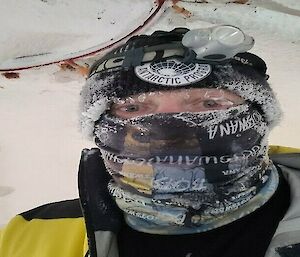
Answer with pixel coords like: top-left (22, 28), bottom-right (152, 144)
top-left (94, 103), bottom-right (279, 234)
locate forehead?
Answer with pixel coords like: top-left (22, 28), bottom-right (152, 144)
top-left (113, 88), bottom-right (242, 102)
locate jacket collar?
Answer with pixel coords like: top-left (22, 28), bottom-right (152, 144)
top-left (78, 148), bottom-right (121, 257)
top-left (265, 152), bottom-right (300, 257)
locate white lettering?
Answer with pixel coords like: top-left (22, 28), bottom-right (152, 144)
top-left (207, 113), bottom-right (264, 139)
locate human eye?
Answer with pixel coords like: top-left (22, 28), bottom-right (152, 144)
top-left (202, 99), bottom-right (220, 108)
top-left (203, 99), bottom-right (236, 109)
top-left (120, 104), bottom-right (140, 113)
top-left (111, 103), bottom-right (153, 118)
top-left (188, 99), bottom-right (235, 112)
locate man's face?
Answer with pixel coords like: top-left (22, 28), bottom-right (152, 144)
top-left (110, 88), bottom-right (245, 119)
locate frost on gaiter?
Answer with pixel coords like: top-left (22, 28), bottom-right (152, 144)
top-left (92, 89), bottom-right (279, 235)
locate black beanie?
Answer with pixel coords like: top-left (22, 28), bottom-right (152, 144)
top-left (80, 28), bottom-right (281, 138)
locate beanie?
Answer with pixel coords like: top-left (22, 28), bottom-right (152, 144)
top-left (80, 27), bottom-right (281, 138)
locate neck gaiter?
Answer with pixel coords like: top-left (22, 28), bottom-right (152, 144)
top-left (94, 103), bottom-right (279, 234)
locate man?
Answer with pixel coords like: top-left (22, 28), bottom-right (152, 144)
top-left (1, 26), bottom-right (300, 257)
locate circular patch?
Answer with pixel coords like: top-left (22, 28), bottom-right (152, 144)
top-left (135, 59), bottom-right (211, 86)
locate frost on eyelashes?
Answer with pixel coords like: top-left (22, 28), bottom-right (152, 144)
top-left (102, 104), bottom-right (248, 128)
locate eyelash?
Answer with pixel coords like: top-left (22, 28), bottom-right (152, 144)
top-left (190, 99), bottom-right (219, 107)
top-left (117, 104), bottom-right (147, 113)
top-left (113, 99), bottom-right (236, 114)
top-left (191, 99), bottom-right (234, 108)
top-left (123, 105), bottom-right (140, 112)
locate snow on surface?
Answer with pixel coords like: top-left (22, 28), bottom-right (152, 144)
top-left (0, 66), bottom-right (94, 226)
top-left (0, 0), bottom-right (299, 226)
top-left (270, 0), bottom-right (300, 10)
top-left (0, 0), bottom-right (158, 69)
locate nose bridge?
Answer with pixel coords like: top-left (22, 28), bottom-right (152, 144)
top-left (155, 95), bottom-right (184, 113)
